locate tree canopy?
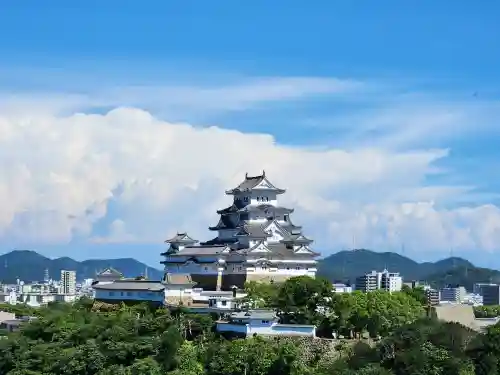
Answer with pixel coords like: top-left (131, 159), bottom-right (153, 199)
top-left (0, 276), bottom-right (497, 374)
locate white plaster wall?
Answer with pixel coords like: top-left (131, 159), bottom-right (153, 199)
top-left (95, 289), bottom-right (164, 303)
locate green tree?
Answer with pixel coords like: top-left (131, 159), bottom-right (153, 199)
top-left (276, 275), bottom-right (333, 324)
top-left (401, 285), bottom-right (427, 306)
top-left (243, 281), bottom-right (279, 308)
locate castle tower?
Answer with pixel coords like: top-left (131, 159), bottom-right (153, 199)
top-left (160, 172), bottom-right (319, 291)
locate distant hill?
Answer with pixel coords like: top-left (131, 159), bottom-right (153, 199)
top-left (0, 250), bottom-right (163, 283)
top-left (424, 266), bottom-right (500, 291)
top-left (317, 249), bottom-right (485, 288)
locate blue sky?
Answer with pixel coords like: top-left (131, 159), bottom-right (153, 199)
top-left (1, 1), bottom-right (500, 269)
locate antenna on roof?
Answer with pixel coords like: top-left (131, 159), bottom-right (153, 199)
top-left (245, 172), bottom-right (248, 179)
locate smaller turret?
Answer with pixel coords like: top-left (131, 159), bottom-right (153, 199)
top-left (163, 232), bottom-right (198, 255)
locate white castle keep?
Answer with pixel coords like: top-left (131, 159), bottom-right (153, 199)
top-left (161, 171), bottom-right (319, 291)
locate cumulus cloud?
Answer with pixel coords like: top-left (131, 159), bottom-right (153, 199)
top-left (1, 105), bottom-right (500, 258)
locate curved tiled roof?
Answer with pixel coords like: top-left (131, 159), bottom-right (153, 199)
top-left (225, 172), bottom-right (285, 195)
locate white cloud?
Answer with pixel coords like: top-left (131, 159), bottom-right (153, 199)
top-left (0, 76), bottom-right (362, 118)
top-left (1, 104), bottom-right (500, 258)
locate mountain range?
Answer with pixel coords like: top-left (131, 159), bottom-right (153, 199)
top-left (0, 250), bottom-right (163, 283)
top-left (1, 248), bottom-right (499, 290)
top-left (317, 249), bottom-right (500, 290)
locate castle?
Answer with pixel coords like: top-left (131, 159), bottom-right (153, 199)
top-left (161, 171), bottom-right (319, 291)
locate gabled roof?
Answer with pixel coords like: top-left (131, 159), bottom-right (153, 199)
top-left (235, 224), bottom-right (270, 238)
top-left (243, 243), bottom-right (319, 259)
top-left (97, 267), bottom-right (123, 277)
top-left (165, 232), bottom-right (198, 244)
top-left (225, 171), bottom-right (286, 195)
top-left (209, 216), bottom-right (236, 231)
top-left (293, 245), bottom-right (320, 257)
top-left (246, 241), bottom-right (272, 253)
top-left (281, 233), bottom-right (314, 245)
top-left (217, 199), bottom-right (246, 214)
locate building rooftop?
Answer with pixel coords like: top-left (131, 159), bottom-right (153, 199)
top-left (225, 172), bottom-right (286, 195)
top-left (165, 232), bottom-right (198, 244)
top-left (93, 280), bottom-right (165, 291)
top-left (174, 245), bottom-right (230, 256)
top-left (97, 267), bottom-right (123, 277)
top-left (235, 224), bottom-right (270, 238)
top-left (229, 310), bottom-right (277, 321)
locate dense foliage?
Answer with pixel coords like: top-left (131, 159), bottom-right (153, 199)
top-left (1, 277), bottom-right (500, 374)
top-left (245, 276), bottom-right (425, 338)
top-left (474, 305), bottom-right (500, 318)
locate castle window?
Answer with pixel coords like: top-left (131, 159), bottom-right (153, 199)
top-left (244, 197), bottom-right (249, 202)
top-left (284, 215), bottom-right (288, 222)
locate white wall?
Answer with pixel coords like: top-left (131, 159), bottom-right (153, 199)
top-left (216, 322), bottom-right (316, 337)
top-left (94, 289), bottom-right (164, 303)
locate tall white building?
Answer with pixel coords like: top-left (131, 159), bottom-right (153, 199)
top-left (356, 270), bottom-right (402, 293)
top-left (161, 171), bottom-right (319, 291)
top-left (60, 270), bottom-right (76, 295)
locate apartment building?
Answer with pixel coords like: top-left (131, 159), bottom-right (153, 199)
top-left (60, 270), bottom-right (76, 295)
top-left (355, 269), bottom-right (402, 293)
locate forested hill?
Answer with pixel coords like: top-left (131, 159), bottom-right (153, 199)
top-left (0, 250), bottom-right (163, 283)
top-left (317, 249), bottom-right (500, 289)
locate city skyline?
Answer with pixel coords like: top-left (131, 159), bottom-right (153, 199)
top-left (1, 2), bottom-right (500, 267)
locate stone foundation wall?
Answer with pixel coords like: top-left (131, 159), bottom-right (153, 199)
top-left (191, 274), bottom-right (218, 290)
top-left (245, 274), bottom-right (292, 284)
top-left (165, 295), bottom-right (194, 306)
top-left (189, 272), bottom-right (300, 291)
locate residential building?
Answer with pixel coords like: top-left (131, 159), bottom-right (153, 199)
top-left (332, 283), bottom-right (352, 293)
top-left (404, 280), bottom-right (420, 289)
top-left (60, 270), bottom-right (76, 295)
top-left (93, 280), bottom-right (165, 306)
top-left (439, 285), bottom-right (466, 303)
top-left (479, 284), bottom-right (500, 306)
top-left (463, 293), bottom-right (483, 306)
top-left (355, 270), bottom-right (402, 293)
top-left (425, 288), bottom-right (440, 306)
top-left (216, 310), bottom-right (316, 338)
top-left (0, 314), bottom-right (37, 333)
top-left (161, 171), bottom-right (319, 291)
